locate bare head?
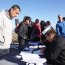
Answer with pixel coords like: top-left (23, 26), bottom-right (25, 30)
top-left (8, 5), bottom-right (21, 19)
top-left (58, 15), bottom-right (63, 22)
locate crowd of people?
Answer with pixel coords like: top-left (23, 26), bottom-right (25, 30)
top-left (15, 16), bottom-right (51, 50)
top-left (0, 4), bottom-right (65, 65)
top-left (14, 14), bottom-right (65, 65)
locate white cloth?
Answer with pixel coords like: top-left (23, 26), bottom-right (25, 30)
top-left (0, 10), bottom-right (12, 49)
top-left (20, 52), bottom-right (39, 60)
top-left (16, 51), bottom-right (46, 65)
top-left (26, 58), bottom-right (46, 65)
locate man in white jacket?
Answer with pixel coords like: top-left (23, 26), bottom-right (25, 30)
top-left (0, 5), bottom-right (21, 56)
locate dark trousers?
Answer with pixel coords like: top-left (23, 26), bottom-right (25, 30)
top-left (32, 37), bottom-right (40, 42)
top-left (0, 49), bottom-right (9, 57)
top-left (18, 36), bottom-right (28, 50)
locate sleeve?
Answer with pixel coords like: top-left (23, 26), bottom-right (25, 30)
top-left (35, 24), bottom-right (42, 37)
top-left (18, 23), bottom-right (24, 38)
top-left (56, 24), bottom-right (60, 35)
top-left (48, 38), bottom-right (64, 61)
top-left (0, 13), bottom-right (5, 45)
top-left (49, 44), bottom-right (62, 60)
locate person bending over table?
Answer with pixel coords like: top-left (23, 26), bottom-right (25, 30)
top-left (42, 25), bottom-right (65, 65)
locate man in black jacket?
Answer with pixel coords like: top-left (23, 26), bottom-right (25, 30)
top-left (17, 16), bottom-right (32, 50)
top-left (42, 25), bottom-right (65, 65)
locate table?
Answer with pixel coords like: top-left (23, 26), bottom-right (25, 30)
top-left (19, 42), bottom-right (46, 65)
top-left (23, 42), bottom-right (46, 55)
top-left (0, 48), bottom-right (26, 65)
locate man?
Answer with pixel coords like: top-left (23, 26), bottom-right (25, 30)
top-left (17, 16), bottom-right (32, 50)
top-left (42, 25), bottom-right (65, 65)
top-left (56, 15), bottom-right (65, 38)
top-left (0, 5), bottom-right (21, 56)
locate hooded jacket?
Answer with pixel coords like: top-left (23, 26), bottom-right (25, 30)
top-left (0, 10), bottom-right (12, 49)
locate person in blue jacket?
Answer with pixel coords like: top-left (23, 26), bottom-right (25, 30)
top-left (56, 15), bottom-right (65, 38)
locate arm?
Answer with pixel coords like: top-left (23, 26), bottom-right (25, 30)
top-left (18, 23), bottom-right (24, 38)
top-left (49, 44), bottom-right (62, 60)
top-left (48, 38), bottom-right (64, 61)
top-left (56, 24), bottom-right (60, 35)
top-left (0, 13), bottom-right (5, 45)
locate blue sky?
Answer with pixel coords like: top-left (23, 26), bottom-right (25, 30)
top-left (0, 0), bottom-right (65, 30)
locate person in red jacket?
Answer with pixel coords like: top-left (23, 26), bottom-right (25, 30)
top-left (31, 19), bottom-right (41, 42)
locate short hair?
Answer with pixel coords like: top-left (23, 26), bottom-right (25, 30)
top-left (46, 21), bottom-right (50, 25)
top-left (58, 15), bottom-right (62, 18)
top-left (10, 5), bottom-right (21, 12)
top-left (35, 19), bottom-right (39, 23)
top-left (23, 16), bottom-right (32, 23)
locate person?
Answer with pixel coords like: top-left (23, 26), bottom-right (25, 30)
top-left (27, 21), bottom-right (34, 41)
top-left (40, 20), bottom-right (46, 32)
top-left (17, 16), bottom-right (32, 50)
top-left (56, 15), bottom-right (65, 38)
top-left (46, 21), bottom-right (51, 26)
top-left (15, 19), bottom-right (20, 27)
top-left (0, 5), bottom-right (21, 56)
top-left (63, 17), bottom-right (65, 21)
top-left (40, 20), bottom-right (46, 42)
top-left (15, 19), bottom-right (20, 33)
top-left (42, 25), bottom-right (65, 65)
top-left (31, 19), bottom-right (41, 42)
